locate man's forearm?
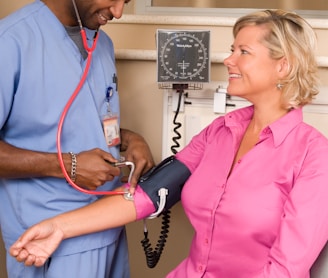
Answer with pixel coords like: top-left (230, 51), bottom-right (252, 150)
top-left (0, 141), bottom-right (70, 179)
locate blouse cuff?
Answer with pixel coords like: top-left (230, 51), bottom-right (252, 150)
top-left (132, 185), bottom-right (156, 220)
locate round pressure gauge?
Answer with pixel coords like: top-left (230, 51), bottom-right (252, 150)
top-left (157, 30), bottom-right (210, 83)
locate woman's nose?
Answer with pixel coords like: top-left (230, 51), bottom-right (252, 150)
top-left (223, 53), bottom-right (235, 67)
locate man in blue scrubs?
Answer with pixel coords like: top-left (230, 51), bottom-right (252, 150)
top-left (0, 0), bottom-right (154, 277)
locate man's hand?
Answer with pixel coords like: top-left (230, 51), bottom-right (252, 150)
top-left (72, 148), bottom-right (121, 190)
top-left (120, 129), bottom-right (155, 193)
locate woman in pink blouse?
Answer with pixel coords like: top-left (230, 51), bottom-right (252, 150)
top-left (10, 9), bottom-right (328, 277)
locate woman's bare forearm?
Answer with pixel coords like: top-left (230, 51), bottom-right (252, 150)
top-left (9, 193), bottom-right (137, 266)
top-left (54, 194), bottom-right (137, 239)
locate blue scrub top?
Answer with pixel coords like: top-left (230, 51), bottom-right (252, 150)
top-left (0, 1), bottom-right (123, 256)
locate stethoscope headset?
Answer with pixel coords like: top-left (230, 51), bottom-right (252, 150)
top-left (55, 0), bottom-right (170, 268)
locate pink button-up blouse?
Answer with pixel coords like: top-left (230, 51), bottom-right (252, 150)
top-left (135, 106), bottom-right (328, 278)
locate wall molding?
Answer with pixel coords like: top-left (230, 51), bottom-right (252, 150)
top-left (115, 49), bottom-right (328, 68)
top-left (112, 14), bottom-right (328, 29)
top-left (111, 14), bottom-right (328, 68)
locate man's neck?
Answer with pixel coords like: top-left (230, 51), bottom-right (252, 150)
top-left (41, 0), bottom-right (78, 27)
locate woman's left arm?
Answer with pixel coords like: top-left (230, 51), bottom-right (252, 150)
top-left (256, 137), bottom-right (328, 277)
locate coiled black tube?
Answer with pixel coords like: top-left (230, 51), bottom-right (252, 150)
top-left (140, 210), bottom-right (171, 268)
top-left (170, 92), bottom-right (183, 154)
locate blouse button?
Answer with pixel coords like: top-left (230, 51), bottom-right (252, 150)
top-left (264, 128), bottom-right (271, 134)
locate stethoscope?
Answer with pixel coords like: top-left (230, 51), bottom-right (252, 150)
top-left (56, 0), bottom-right (132, 196)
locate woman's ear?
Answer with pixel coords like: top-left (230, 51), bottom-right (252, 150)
top-left (277, 57), bottom-right (289, 78)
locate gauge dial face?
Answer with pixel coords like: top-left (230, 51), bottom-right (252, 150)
top-left (157, 30), bottom-right (210, 83)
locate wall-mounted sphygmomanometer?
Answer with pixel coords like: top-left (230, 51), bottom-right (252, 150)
top-left (135, 30), bottom-right (211, 269)
top-left (157, 29), bottom-right (210, 85)
top-left (157, 29), bottom-right (210, 154)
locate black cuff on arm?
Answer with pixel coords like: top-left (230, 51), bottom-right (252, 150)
top-left (138, 156), bottom-right (191, 210)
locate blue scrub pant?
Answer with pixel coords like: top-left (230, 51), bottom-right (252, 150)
top-left (6, 229), bottom-right (130, 278)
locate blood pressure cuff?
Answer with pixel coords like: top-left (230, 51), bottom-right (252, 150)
top-left (137, 156), bottom-right (191, 210)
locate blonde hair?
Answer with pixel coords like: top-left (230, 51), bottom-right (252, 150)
top-left (233, 9), bottom-right (319, 108)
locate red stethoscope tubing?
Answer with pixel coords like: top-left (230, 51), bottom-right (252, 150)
top-left (56, 30), bottom-right (125, 196)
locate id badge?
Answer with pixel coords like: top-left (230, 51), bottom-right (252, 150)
top-left (103, 114), bottom-right (120, 147)
top-left (103, 84), bottom-right (120, 147)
